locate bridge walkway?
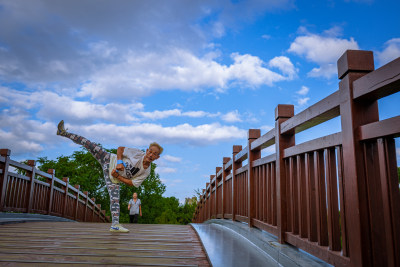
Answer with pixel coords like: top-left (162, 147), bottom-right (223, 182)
top-left (0, 221), bottom-right (209, 266)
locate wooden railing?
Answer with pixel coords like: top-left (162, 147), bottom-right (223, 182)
top-left (193, 50), bottom-right (400, 267)
top-left (0, 149), bottom-right (109, 223)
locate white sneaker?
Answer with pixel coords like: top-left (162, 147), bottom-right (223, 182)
top-left (109, 224), bottom-right (129, 233)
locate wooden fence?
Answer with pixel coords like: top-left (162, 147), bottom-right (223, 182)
top-left (0, 149), bottom-right (109, 223)
top-left (193, 50), bottom-right (400, 267)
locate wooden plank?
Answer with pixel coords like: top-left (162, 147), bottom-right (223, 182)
top-left (252, 219), bottom-right (279, 237)
top-left (359, 115), bottom-right (400, 141)
top-left (236, 165), bottom-right (248, 175)
top-left (289, 157), bottom-right (297, 234)
top-left (305, 153), bottom-right (317, 242)
top-left (234, 146), bottom-right (248, 163)
top-left (336, 146), bottom-right (348, 256)
top-left (252, 154), bottom-right (276, 167)
top-left (297, 155), bottom-right (307, 238)
top-left (280, 91), bottom-right (340, 135)
top-left (353, 57), bottom-right (400, 101)
top-left (325, 148), bottom-right (341, 251)
top-left (250, 128), bottom-right (275, 151)
top-left (285, 232), bottom-right (350, 267)
top-left (283, 132), bottom-right (342, 158)
top-left (314, 150), bottom-right (328, 247)
top-left (224, 159), bottom-right (233, 171)
top-left (0, 222), bottom-right (209, 266)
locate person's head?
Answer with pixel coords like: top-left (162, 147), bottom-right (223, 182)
top-left (133, 192), bottom-right (138, 199)
top-left (144, 142), bottom-right (163, 163)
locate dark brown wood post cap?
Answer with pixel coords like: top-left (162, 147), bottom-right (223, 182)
top-left (0, 149), bottom-right (11, 156)
top-left (337, 50), bottom-right (374, 79)
top-left (248, 129), bottom-right (261, 139)
top-left (275, 104), bottom-right (294, 120)
top-left (233, 145), bottom-right (242, 154)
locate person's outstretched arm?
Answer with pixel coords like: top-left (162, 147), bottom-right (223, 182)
top-left (116, 146), bottom-right (125, 171)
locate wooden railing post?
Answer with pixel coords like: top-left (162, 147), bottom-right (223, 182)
top-left (62, 177), bottom-right (69, 217)
top-left (206, 182), bottom-right (210, 220)
top-left (248, 129), bottom-right (261, 228)
top-left (222, 157), bottom-right (230, 219)
top-left (83, 191), bottom-right (89, 222)
top-left (215, 167), bottom-right (221, 218)
top-left (74, 185), bottom-right (80, 221)
top-left (210, 175), bottom-right (215, 219)
top-left (91, 197), bottom-right (96, 221)
top-left (26, 160), bottom-right (36, 214)
top-left (0, 149), bottom-right (11, 211)
top-left (96, 204), bottom-right (101, 222)
top-left (338, 50), bottom-right (381, 267)
top-left (275, 104), bottom-right (295, 243)
top-left (46, 169), bottom-right (55, 215)
top-left (232, 145), bottom-right (242, 222)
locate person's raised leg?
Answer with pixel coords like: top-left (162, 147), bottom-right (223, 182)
top-left (57, 120), bottom-right (109, 165)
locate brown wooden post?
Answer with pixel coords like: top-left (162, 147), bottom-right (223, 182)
top-left (83, 191), bottom-right (89, 222)
top-left (210, 174), bottom-right (216, 219)
top-left (206, 182), bottom-right (210, 220)
top-left (62, 177), bottom-right (69, 218)
top-left (222, 157), bottom-right (230, 218)
top-left (26, 160), bottom-right (36, 214)
top-left (74, 185), bottom-right (80, 221)
top-left (248, 129), bottom-right (261, 228)
top-left (338, 50), bottom-right (381, 267)
top-left (46, 169), bottom-right (55, 215)
top-left (96, 204), bottom-right (101, 222)
top-left (232, 145), bottom-right (242, 222)
top-left (215, 167), bottom-right (222, 218)
top-left (0, 149), bottom-right (11, 211)
top-left (275, 104), bottom-right (295, 243)
top-left (91, 197), bottom-right (96, 222)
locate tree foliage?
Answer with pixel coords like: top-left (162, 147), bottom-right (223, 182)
top-left (35, 146), bottom-right (196, 224)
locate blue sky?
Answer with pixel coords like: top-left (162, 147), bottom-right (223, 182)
top-left (1, 0), bottom-right (399, 203)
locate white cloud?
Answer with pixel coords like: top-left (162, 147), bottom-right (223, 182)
top-left (0, 87), bottom-right (142, 124)
top-left (268, 56), bottom-right (297, 79)
top-left (297, 86), bottom-right (309, 95)
top-left (138, 109), bottom-right (219, 120)
top-left (0, 113), bottom-right (247, 156)
top-left (163, 155), bottom-right (182, 163)
top-left (297, 97), bottom-right (310, 106)
top-left (377, 38), bottom-right (400, 66)
top-left (221, 110), bottom-right (242, 123)
top-left (77, 49), bottom-right (297, 100)
top-left (288, 28), bottom-right (359, 78)
top-left (0, 0), bottom-right (294, 90)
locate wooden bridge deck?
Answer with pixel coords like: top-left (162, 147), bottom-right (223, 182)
top-left (0, 222), bottom-right (210, 266)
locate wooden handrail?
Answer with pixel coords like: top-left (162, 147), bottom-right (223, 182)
top-left (193, 50), bottom-right (400, 267)
top-left (0, 150), bottom-right (109, 223)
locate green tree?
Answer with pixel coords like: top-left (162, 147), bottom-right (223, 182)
top-left (119, 163), bottom-right (166, 224)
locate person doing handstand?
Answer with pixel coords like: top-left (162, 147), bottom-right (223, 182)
top-left (56, 120), bottom-right (162, 233)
